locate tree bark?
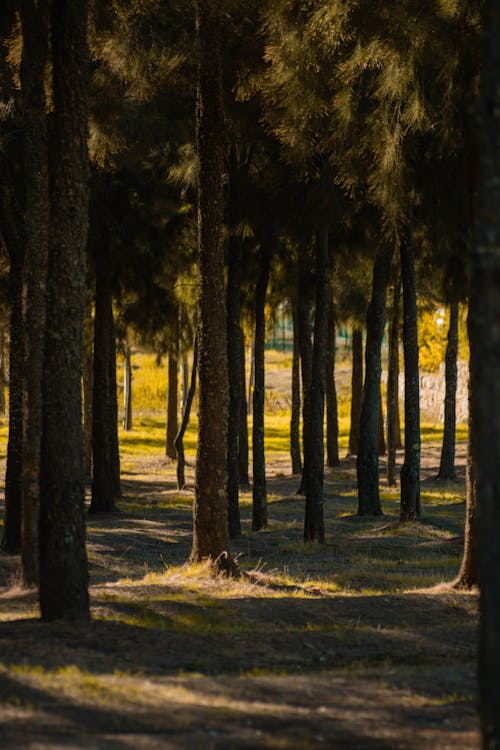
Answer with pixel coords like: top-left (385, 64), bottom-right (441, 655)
top-left (437, 301), bottom-right (459, 480)
top-left (108, 306), bottom-right (121, 502)
top-left (348, 327), bottom-right (363, 455)
top-left (399, 226), bottom-right (421, 522)
top-left (39, 0), bottom-right (90, 621)
top-left (191, 0), bottom-right (232, 566)
top-left (378, 389), bottom-right (386, 456)
top-left (304, 225), bottom-right (330, 542)
top-left (297, 249), bottom-right (314, 495)
top-left (123, 338), bottom-right (133, 431)
top-left (166, 345), bottom-right (179, 459)
top-left (19, 0), bottom-right (49, 586)
top-left (0, 323), bottom-right (7, 415)
top-left (252, 244), bottom-right (271, 531)
top-left (174, 337), bottom-right (197, 491)
top-left (357, 246), bottom-right (393, 516)
top-left (83, 302), bottom-right (93, 480)
top-left (227, 236), bottom-right (243, 537)
top-left (471, 5), bottom-right (500, 743)
top-left (454, 376), bottom-right (478, 589)
top-left (290, 296), bottom-right (302, 474)
top-left (326, 298), bottom-right (340, 468)
top-left (238, 326), bottom-right (249, 484)
top-left (387, 280), bottom-right (401, 486)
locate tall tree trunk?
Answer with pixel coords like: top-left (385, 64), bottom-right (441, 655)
top-left (191, 0), bottom-right (232, 567)
top-left (19, 0), bottom-right (49, 586)
top-left (83, 302), bottom-right (93, 479)
top-left (297, 249), bottom-right (314, 494)
top-left (326, 298), bottom-right (340, 468)
top-left (471, 6), bottom-right (500, 743)
top-left (89, 247), bottom-right (119, 513)
top-left (180, 355), bottom-right (189, 412)
top-left (166, 344), bottom-right (178, 459)
top-left (227, 235), bottom-right (243, 537)
top-left (2, 206), bottom-right (24, 555)
top-left (378, 389), bottom-right (386, 456)
top-left (348, 327), bottom-right (363, 455)
top-left (399, 226), bottom-right (421, 522)
top-left (175, 338), bottom-right (198, 491)
top-left (0, 323), bottom-right (7, 415)
top-left (238, 326), bottom-right (249, 484)
top-left (437, 301), bottom-right (459, 480)
top-left (357, 246), bottom-right (393, 516)
top-left (454, 376), bottom-right (478, 589)
top-left (247, 337), bottom-right (254, 414)
top-left (123, 338), bottom-right (133, 431)
top-left (39, 0), bottom-right (90, 621)
top-left (387, 280), bottom-right (401, 486)
top-left (304, 225), bottom-right (330, 542)
top-left (290, 296), bottom-right (302, 474)
top-left (108, 307), bottom-right (121, 502)
top-left (252, 244), bottom-right (271, 531)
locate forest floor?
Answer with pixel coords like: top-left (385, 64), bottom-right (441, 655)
top-left (0, 436), bottom-right (479, 749)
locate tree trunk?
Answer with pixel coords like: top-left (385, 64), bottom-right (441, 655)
top-left (252, 244), bottom-right (271, 531)
top-left (19, 0), bottom-right (49, 586)
top-left (227, 236), bottom-right (243, 537)
top-left (399, 226), bottom-right (421, 522)
top-left (174, 337), bottom-right (198, 491)
top-left (437, 301), bottom-right (459, 480)
top-left (348, 327), bottom-right (363, 455)
top-left (2, 205), bottom-right (24, 555)
top-left (387, 280), bottom-right (401, 486)
top-left (304, 225), bottom-right (330, 542)
top-left (247, 337), bottom-right (254, 414)
top-left (123, 338), bottom-right (133, 431)
top-left (166, 345), bottom-right (178, 459)
top-left (191, 0), bottom-right (232, 567)
top-left (89, 246), bottom-right (119, 513)
top-left (180, 355), bottom-right (189, 412)
top-left (108, 307), bottom-right (121, 502)
top-left (297, 249), bottom-right (314, 494)
top-left (290, 296), bottom-right (302, 474)
top-left (378, 389), bottom-right (386, 456)
top-left (326, 298), bottom-right (340, 468)
top-left (471, 6), bottom-right (500, 743)
top-left (83, 302), bottom-right (93, 480)
top-left (39, 0), bottom-right (90, 621)
top-left (357, 246), bottom-right (393, 516)
top-left (0, 323), bottom-right (7, 415)
top-left (454, 377), bottom-right (478, 589)
top-left (238, 326), bottom-right (249, 484)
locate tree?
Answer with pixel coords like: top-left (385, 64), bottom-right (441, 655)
top-left (437, 302), bottom-right (459, 481)
top-left (38, 0), bottom-right (90, 621)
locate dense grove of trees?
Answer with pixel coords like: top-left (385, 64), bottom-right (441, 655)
top-left (0, 0), bottom-right (498, 744)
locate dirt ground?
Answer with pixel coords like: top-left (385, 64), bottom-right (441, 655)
top-left (0, 440), bottom-right (479, 749)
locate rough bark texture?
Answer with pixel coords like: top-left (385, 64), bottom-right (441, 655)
top-left (303, 226), bottom-right (330, 543)
top-left (175, 338), bottom-right (197, 491)
top-left (166, 346), bottom-right (178, 460)
top-left (471, 6), bottom-right (500, 744)
top-left (19, 0), bottom-right (49, 586)
top-left (356, 247), bottom-right (393, 516)
top-left (387, 281), bottom-right (401, 486)
top-left (191, 0), bottom-right (231, 564)
top-left (123, 340), bottom-right (133, 431)
top-left (252, 245), bottom-right (271, 531)
top-left (238, 327), bottom-right (249, 485)
top-left (437, 301), bottom-right (459, 480)
top-left (326, 298), bottom-right (340, 468)
top-left (399, 227), bottom-right (421, 522)
top-left (2, 205), bottom-right (24, 555)
top-left (290, 296), bottom-right (302, 475)
top-left (39, 0), bottom-right (90, 621)
top-left (348, 327), bottom-right (363, 456)
top-left (297, 251), bottom-right (314, 495)
top-left (89, 248), bottom-right (120, 513)
top-left (227, 236), bottom-right (242, 537)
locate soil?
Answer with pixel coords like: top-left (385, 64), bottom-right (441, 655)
top-left (0, 439), bottom-right (479, 749)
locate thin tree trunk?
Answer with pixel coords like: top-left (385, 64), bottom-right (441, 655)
top-left (252, 244), bottom-right (271, 531)
top-left (108, 307), bottom-right (121, 502)
top-left (357, 246), bottom-right (393, 516)
top-left (191, 0), bottom-right (232, 568)
top-left (238, 326), bottom-right (249, 484)
top-left (227, 236), bottom-right (243, 537)
top-left (304, 225), bottom-right (330, 542)
top-left (437, 301), bottom-right (459, 480)
top-left (290, 296), bottom-right (302, 474)
top-left (0, 323), bottom-right (7, 415)
top-left (83, 302), bottom-right (93, 480)
top-left (378, 389), bottom-right (386, 456)
top-left (39, 0), bottom-right (90, 621)
top-left (247, 338), bottom-right (254, 414)
top-left (399, 226), bottom-right (421, 522)
top-left (454, 376), bottom-right (478, 589)
top-left (175, 337), bottom-right (198, 491)
top-left (166, 345), bottom-right (178, 459)
top-left (349, 327), bottom-right (363, 455)
top-left (326, 298), bottom-right (340, 468)
top-left (181, 355), bottom-right (189, 412)
top-left (19, 0), bottom-right (49, 587)
top-left (123, 339), bottom-right (133, 431)
top-left (387, 280), bottom-right (401, 486)
top-left (297, 250), bottom-right (314, 494)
